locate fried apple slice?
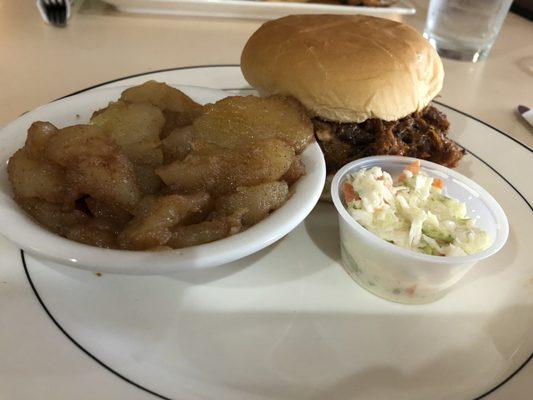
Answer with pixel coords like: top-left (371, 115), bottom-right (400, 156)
top-left (193, 95), bottom-right (313, 153)
top-left (133, 164), bottom-right (162, 195)
top-left (44, 124), bottom-right (106, 164)
top-left (45, 125), bottom-right (141, 212)
top-left (85, 197), bottom-right (132, 226)
top-left (281, 156), bottom-right (306, 186)
top-left (156, 138), bottom-right (294, 195)
top-left (18, 197), bottom-right (88, 236)
top-left (120, 80), bottom-right (202, 113)
top-left (24, 121), bottom-right (58, 160)
top-left (91, 101), bottom-right (164, 167)
top-left (8, 149), bottom-right (66, 204)
top-left (161, 125), bottom-right (194, 162)
top-left (66, 218), bottom-right (120, 249)
top-left (216, 181), bottom-right (289, 226)
top-left (167, 211), bottom-right (244, 249)
top-left (161, 109), bottom-right (203, 138)
top-left (119, 81), bottom-right (203, 137)
top-left (117, 192), bottom-right (211, 250)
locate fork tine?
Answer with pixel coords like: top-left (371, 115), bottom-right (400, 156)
top-left (51, 7), bottom-right (59, 26)
top-left (48, 7), bottom-right (56, 26)
top-left (59, 7), bottom-right (67, 27)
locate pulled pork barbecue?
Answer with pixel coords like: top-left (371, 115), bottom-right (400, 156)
top-left (314, 105), bottom-right (464, 173)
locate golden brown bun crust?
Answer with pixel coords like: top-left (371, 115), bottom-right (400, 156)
top-left (241, 14), bottom-right (444, 123)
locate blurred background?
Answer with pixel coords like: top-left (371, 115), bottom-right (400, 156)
top-left (0, 0), bottom-right (532, 143)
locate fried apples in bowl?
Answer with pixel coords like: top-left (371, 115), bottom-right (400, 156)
top-left (0, 82), bottom-right (325, 274)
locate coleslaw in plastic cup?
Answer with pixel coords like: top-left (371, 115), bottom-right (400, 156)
top-left (331, 156), bottom-right (509, 304)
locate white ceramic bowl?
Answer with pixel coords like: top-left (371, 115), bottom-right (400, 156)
top-left (331, 156), bottom-right (509, 304)
top-left (0, 85), bottom-right (326, 274)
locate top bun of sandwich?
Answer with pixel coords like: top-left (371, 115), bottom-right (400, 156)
top-left (241, 14), bottom-right (444, 123)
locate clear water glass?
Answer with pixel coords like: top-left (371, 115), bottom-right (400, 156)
top-left (424, 0), bottom-right (513, 62)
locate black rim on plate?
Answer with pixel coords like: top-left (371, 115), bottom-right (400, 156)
top-left (19, 65), bottom-right (532, 400)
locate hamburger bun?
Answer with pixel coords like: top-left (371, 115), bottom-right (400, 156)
top-left (241, 14), bottom-right (444, 123)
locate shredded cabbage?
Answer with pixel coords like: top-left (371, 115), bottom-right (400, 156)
top-left (343, 165), bottom-right (491, 256)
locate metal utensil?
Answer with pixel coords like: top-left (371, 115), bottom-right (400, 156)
top-left (37, 0), bottom-right (69, 27)
top-left (517, 105), bottom-right (533, 129)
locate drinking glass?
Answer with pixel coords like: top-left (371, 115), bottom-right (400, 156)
top-left (424, 0), bottom-right (513, 62)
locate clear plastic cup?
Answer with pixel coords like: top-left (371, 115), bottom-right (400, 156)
top-left (423, 0), bottom-right (513, 62)
top-left (331, 156), bottom-right (509, 304)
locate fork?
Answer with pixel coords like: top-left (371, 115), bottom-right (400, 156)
top-left (37, 0), bottom-right (69, 27)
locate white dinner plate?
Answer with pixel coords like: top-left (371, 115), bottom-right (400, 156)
top-left (104, 0), bottom-right (415, 21)
top-left (1, 65), bottom-right (531, 400)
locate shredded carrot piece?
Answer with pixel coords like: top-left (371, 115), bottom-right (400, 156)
top-left (432, 178), bottom-right (444, 189)
top-left (404, 284), bottom-right (417, 296)
top-left (342, 182), bottom-right (359, 203)
top-left (406, 160), bottom-right (421, 175)
top-left (398, 173), bottom-right (407, 182)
